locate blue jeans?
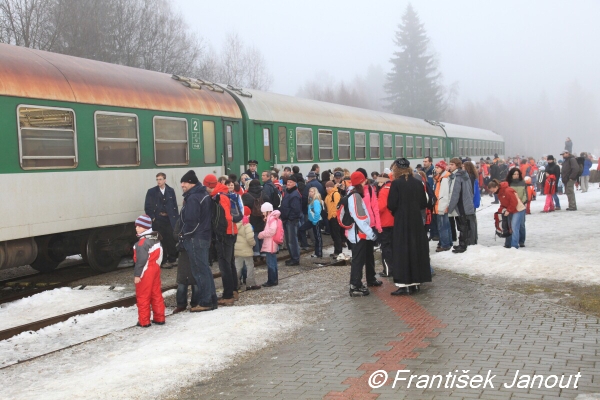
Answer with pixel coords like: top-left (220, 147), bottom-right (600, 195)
top-left (436, 213), bottom-right (453, 249)
top-left (176, 284), bottom-right (199, 308)
top-left (553, 193), bottom-right (560, 208)
top-left (265, 252), bottom-right (278, 284)
top-left (284, 219), bottom-right (300, 262)
top-left (429, 214), bottom-right (439, 238)
top-left (183, 237), bottom-right (217, 308)
top-left (299, 220), bottom-right (322, 256)
top-left (505, 210), bottom-right (526, 249)
top-left (253, 231), bottom-right (264, 256)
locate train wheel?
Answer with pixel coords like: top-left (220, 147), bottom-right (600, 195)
top-left (30, 235), bottom-right (66, 273)
top-left (86, 230), bottom-right (121, 273)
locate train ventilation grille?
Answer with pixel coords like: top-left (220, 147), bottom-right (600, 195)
top-left (226, 85), bottom-right (252, 98)
top-left (171, 75), bottom-right (225, 93)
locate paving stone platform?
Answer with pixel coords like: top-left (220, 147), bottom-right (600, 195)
top-left (177, 271), bottom-right (600, 399)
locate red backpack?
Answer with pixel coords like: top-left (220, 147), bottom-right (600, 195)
top-left (273, 218), bottom-right (284, 245)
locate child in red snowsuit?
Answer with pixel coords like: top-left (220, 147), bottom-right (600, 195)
top-left (133, 214), bottom-right (166, 327)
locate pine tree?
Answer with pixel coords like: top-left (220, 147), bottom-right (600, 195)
top-left (385, 4), bottom-right (445, 120)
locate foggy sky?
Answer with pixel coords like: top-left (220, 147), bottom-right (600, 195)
top-left (174, 0), bottom-right (600, 154)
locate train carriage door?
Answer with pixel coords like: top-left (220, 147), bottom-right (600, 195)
top-left (223, 120), bottom-right (243, 176)
top-left (255, 123), bottom-right (274, 173)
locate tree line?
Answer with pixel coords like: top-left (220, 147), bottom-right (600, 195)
top-left (0, 0), bottom-right (272, 90)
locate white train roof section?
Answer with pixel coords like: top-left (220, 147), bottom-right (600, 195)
top-left (230, 89), bottom-right (445, 137)
top-left (440, 122), bottom-right (504, 141)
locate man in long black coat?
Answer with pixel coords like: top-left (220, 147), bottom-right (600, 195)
top-left (387, 158), bottom-right (431, 295)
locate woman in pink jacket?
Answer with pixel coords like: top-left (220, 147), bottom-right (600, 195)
top-left (258, 202), bottom-right (281, 287)
top-left (353, 168), bottom-right (383, 287)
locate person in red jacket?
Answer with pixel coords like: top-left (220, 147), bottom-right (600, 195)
top-left (133, 214), bottom-right (165, 327)
top-left (377, 172), bottom-right (394, 277)
top-left (487, 179), bottom-right (526, 249)
top-left (204, 174), bottom-right (238, 306)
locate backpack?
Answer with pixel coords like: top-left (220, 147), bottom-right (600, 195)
top-left (575, 157), bottom-right (585, 179)
top-left (211, 194), bottom-right (228, 238)
top-left (297, 179), bottom-right (306, 194)
top-left (228, 193), bottom-right (243, 223)
top-left (336, 191), bottom-right (356, 230)
top-left (251, 196), bottom-right (264, 217)
top-left (494, 212), bottom-right (512, 238)
top-left (269, 184), bottom-right (282, 210)
top-left (273, 218), bottom-right (284, 245)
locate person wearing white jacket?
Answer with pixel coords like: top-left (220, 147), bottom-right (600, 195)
top-left (345, 171), bottom-right (376, 297)
top-left (433, 160), bottom-right (453, 252)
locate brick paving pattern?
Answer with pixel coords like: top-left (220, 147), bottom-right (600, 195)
top-left (176, 270), bottom-right (600, 399)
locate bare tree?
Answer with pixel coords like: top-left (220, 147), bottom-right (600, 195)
top-left (0, 0), bottom-right (63, 49)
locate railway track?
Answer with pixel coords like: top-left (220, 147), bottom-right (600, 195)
top-left (0, 252), bottom-right (346, 369)
top-left (0, 259), bottom-right (134, 305)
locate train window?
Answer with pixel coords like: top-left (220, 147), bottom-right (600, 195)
top-left (95, 112), bottom-right (139, 167)
top-left (470, 140), bottom-right (474, 156)
top-left (296, 127), bottom-right (313, 161)
top-left (415, 137), bottom-right (423, 158)
top-left (406, 136), bottom-right (414, 158)
top-left (370, 133), bottom-right (380, 159)
top-left (355, 132), bottom-right (366, 159)
top-left (278, 127), bottom-right (288, 162)
top-left (318, 129), bottom-right (333, 160)
top-left (432, 138), bottom-right (439, 157)
top-left (203, 121), bottom-right (216, 163)
top-left (338, 130), bottom-right (351, 160)
top-left (395, 135), bottom-right (404, 158)
top-left (226, 125), bottom-right (234, 162)
top-left (153, 117), bottom-right (189, 166)
top-left (424, 137), bottom-right (431, 157)
top-left (18, 105), bottom-right (78, 170)
top-left (263, 127), bottom-right (271, 161)
top-left (383, 134), bottom-right (393, 158)
top-left (459, 139), bottom-right (464, 156)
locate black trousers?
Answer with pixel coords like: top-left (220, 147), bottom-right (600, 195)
top-left (449, 216), bottom-right (457, 242)
top-left (455, 215), bottom-right (470, 247)
top-left (349, 239), bottom-right (377, 287)
top-left (329, 217), bottom-right (343, 255)
top-left (153, 218), bottom-right (178, 263)
top-left (216, 234), bottom-right (236, 299)
top-left (350, 239), bottom-right (368, 287)
top-left (380, 227), bottom-right (394, 275)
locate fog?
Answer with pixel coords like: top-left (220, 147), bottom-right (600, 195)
top-left (174, 0), bottom-right (600, 157)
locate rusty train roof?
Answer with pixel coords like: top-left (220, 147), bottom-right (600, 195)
top-left (0, 43), bottom-right (242, 118)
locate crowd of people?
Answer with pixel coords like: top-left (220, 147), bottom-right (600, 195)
top-left (131, 138), bottom-right (595, 326)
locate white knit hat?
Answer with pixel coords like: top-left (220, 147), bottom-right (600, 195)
top-left (260, 202), bottom-right (273, 212)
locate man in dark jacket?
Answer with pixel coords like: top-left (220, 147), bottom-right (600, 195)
top-left (245, 160), bottom-right (259, 180)
top-left (280, 176), bottom-right (302, 266)
top-left (179, 170), bottom-right (217, 312)
top-left (448, 158), bottom-right (475, 253)
top-left (541, 155), bottom-right (561, 210)
top-left (560, 150), bottom-right (579, 210)
top-left (145, 172), bottom-right (179, 268)
top-left (261, 170), bottom-right (280, 210)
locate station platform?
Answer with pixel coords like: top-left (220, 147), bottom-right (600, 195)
top-left (176, 269), bottom-right (600, 400)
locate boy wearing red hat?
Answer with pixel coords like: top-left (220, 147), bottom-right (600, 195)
top-left (133, 214), bottom-right (165, 327)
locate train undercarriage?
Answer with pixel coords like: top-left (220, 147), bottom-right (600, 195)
top-left (0, 224), bottom-right (137, 273)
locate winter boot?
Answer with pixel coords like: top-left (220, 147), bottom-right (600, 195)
top-left (349, 284), bottom-right (370, 297)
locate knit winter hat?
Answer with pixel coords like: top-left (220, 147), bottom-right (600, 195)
top-left (203, 174), bottom-right (218, 188)
top-left (135, 214), bottom-right (152, 229)
top-left (243, 206), bottom-right (252, 216)
top-left (435, 160), bottom-right (447, 170)
top-left (356, 168), bottom-right (368, 179)
top-left (394, 158), bottom-right (410, 168)
top-left (180, 170), bottom-right (199, 184)
top-left (350, 171), bottom-right (365, 186)
top-left (261, 202), bottom-right (273, 212)
top-left (547, 155), bottom-right (554, 161)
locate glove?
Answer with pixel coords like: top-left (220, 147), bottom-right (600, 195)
top-left (242, 215), bottom-right (250, 225)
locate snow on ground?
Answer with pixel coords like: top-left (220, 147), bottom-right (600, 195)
top-left (431, 186), bottom-right (600, 284)
top-left (0, 289), bottom-right (176, 368)
top-left (0, 286), bottom-right (132, 331)
top-left (0, 303), bottom-right (306, 400)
